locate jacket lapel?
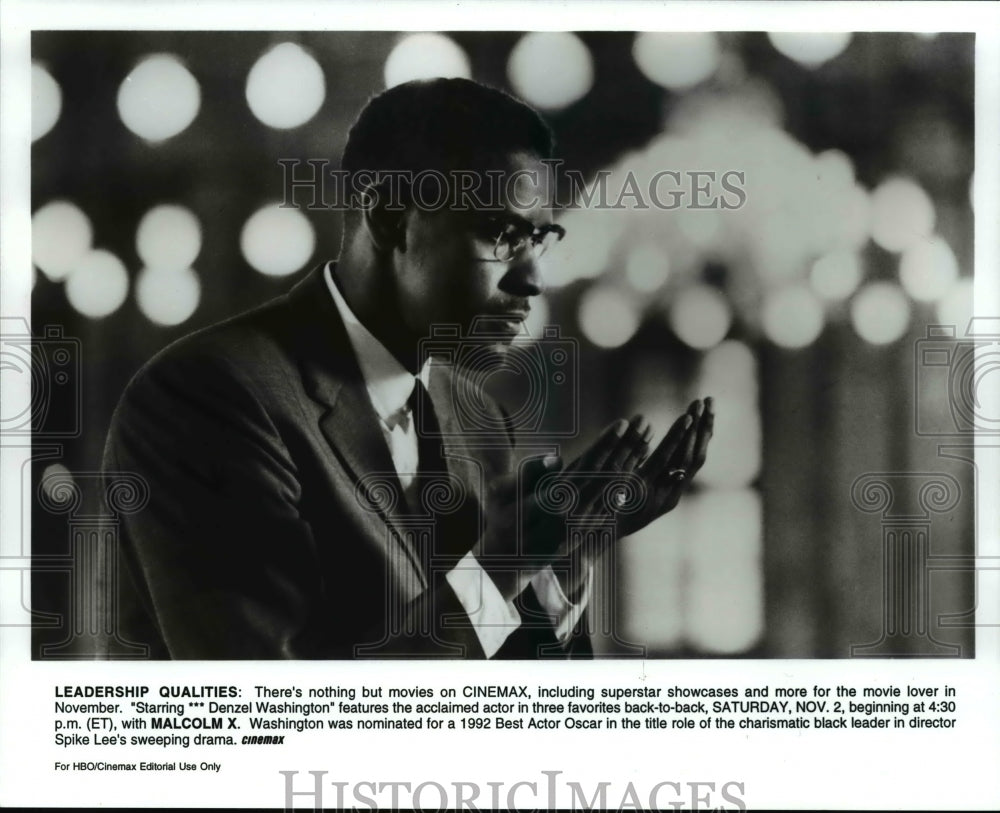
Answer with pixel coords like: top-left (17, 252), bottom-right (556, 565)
top-left (426, 368), bottom-right (485, 529)
top-left (284, 265), bottom-right (427, 583)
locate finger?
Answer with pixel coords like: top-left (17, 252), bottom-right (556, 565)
top-left (622, 423), bottom-right (653, 471)
top-left (649, 401), bottom-right (702, 496)
top-left (577, 415), bottom-right (646, 515)
top-left (521, 454), bottom-right (562, 496)
top-left (571, 414), bottom-right (648, 515)
top-left (640, 412), bottom-right (693, 478)
top-left (689, 397), bottom-right (715, 474)
top-left (571, 418), bottom-right (629, 474)
top-left (604, 414), bottom-right (648, 472)
top-left (670, 400), bottom-right (703, 471)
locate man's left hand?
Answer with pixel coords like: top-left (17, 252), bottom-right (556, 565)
top-left (616, 397), bottom-right (714, 539)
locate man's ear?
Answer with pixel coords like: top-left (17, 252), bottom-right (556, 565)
top-left (362, 195), bottom-right (407, 253)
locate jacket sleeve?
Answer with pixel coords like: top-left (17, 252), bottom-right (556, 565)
top-left (492, 403), bottom-right (594, 660)
top-left (104, 348), bottom-right (486, 659)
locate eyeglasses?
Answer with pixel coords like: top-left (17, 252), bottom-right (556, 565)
top-left (472, 215), bottom-right (566, 263)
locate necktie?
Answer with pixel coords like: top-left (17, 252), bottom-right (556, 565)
top-left (407, 378), bottom-right (477, 560)
top-left (408, 378), bottom-right (449, 488)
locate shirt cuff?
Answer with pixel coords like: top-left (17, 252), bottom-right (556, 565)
top-left (445, 551), bottom-right (522, 659)
top-left (530, 565), bottom-right (593, 643)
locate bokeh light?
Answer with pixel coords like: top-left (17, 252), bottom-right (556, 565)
top-left (899, 235), bottom-right (959, 302)
top-left (117, 54), bottom-right (201, 141)
top-left (809, 250), bottom-right (863, 301)
top-left (65, 249), bottom-right (130, 318)
top-left (696, 348), bottom-right (762, 489)
top-left (935, 277), bottom-right (973, 331)
top-left (850, 282), bottom-right (912, 345)
top-left (246, 43), bottom-right (326, 129)
top-left (624, 243), bottom-right (671, 292)
top-left (669, 284), bottom-right (732, 350)
top-left (507, 33), bottom-right (594, 111)
top-left (807, 151), bottom-right (868, 252)
top-left (824, 184), bottom-right (872, 250)
top-left (761, 284), bottom-right (825, 348)
top-left (675, 208), bottom-right (722, 251)
top-left (632, 33), bottom-right (721, 91)
top-left (686, 489), bottom-right (764, 652)
top-left (32, 201), bottom-right (93, 282)
top-left (136, 205), bottom-right (202, 271)
top-left (768, 32), bottom-right (852, 68)
top-left (32, 63), bottom-right (62, 141)
top-left (697, 340), bottom-right (758, 402)
top-left (621, 509), bottom-right (686, 650)
top-left (136, 267), bottom-right (201, 327)
top-left (749, 215), bottom-right (811, 285)
top-left (384, 33), bottom-right (471, 88)
top-left (240, 204), bottom-right (316, 277)
top-left (813, 149), bottom-right (855, 188)
top-left (577, 286), bottom-right (640, 349)
top-left (870, 176), bottom-right (935, 253)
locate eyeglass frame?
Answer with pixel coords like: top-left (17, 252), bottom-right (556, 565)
top-left (469, 212), bottom-right (566, 263)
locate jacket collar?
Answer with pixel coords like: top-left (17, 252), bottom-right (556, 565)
top-left (282, 264), bottom-right (485, 574)
top-left (323, 262), bottom-right (430, 429)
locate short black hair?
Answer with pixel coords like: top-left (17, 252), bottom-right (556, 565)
top-left (341, 77), bottom-right (555, 225)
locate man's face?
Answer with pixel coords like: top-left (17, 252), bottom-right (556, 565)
top-left (391, 151), bottom-right (556, 344)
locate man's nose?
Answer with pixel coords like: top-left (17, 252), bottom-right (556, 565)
top-left (499, 255), bottom-right (544, 298)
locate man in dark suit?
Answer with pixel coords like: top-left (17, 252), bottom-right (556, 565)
top-left (104, 77), bottom-right (713, 659)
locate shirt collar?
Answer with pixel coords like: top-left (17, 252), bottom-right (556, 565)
top-left (324, 262), bottom-right (430, 428)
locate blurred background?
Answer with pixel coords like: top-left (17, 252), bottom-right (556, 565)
top-left (29, 31), bottom-right (976, 658)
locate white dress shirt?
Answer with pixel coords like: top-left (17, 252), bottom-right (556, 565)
top-left (324, 263), bottom-right (590, 657)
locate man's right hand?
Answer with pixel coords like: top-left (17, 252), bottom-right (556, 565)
top-left (474, 416), bottom-right (652, 603)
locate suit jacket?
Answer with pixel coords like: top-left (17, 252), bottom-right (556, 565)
top-left (104, 264), bottom-right (592, 659)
